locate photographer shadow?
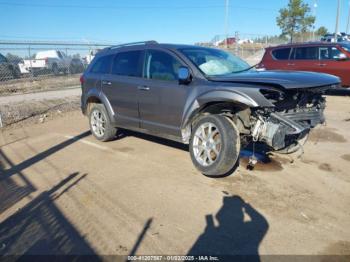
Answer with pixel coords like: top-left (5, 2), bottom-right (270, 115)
top-left (188, 196), bottom-right (269, 260)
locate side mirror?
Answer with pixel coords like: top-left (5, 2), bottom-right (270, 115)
top-left (335, 53), bottom-right (348, 61)
top-left (178, 66), bottom-right (191, 85)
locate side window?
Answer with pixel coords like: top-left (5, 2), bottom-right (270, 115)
top-left (330, 47), bottom-right (344, 59)
top-left (319, 47), bottom-right (331, 60)
top-left (90, 55), bottom-right (112, 74)
top-left (57, 51), bottom-right (63, 59)
top-left (294, 47), bottom-right (318, 60)
top-left (271, 48), bottom-right (291, 60)
top-left (144, 50), bottom-right (181, 81)
top-left (111, 51), bottom-right (142, 77)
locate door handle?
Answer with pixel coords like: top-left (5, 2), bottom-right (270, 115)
top-left (287, 63), bottom-right (295, 66)
top-left (137, 85), bottom-right (150, 91)
top-left (317, 63), bottom-right (327, 67)
top-left (102, 80), bottom-right (112, 86)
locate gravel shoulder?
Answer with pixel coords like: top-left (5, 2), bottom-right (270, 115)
top-left (0, 96), bottom-right (349, 257)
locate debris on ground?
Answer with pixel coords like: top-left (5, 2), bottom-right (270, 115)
top-left (38, 114), bottom-right (47, 123)
top-left (0, 97), bottom-right (80, 128)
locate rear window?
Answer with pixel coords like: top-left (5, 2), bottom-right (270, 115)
top-left (293, 47), bottom-right (318, 60)
top-left (271, 48), bottom-right (291, 60)
top-left (111, 51), bottom-right (142, 77)
top-left (90, 55), bottom-right (112, 74)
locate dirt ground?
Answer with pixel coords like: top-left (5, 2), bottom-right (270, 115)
top-left (0, 96), bottom-right (350, 258)
top-left (0, 94), bottom-right (80, 128)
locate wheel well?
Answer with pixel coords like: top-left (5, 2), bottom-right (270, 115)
top-left (181, 101), bottom-right (251, 144)
top-left (86, 96), bottom-right (102, 114)
top-left (192, 102), bottom-right (248, 126)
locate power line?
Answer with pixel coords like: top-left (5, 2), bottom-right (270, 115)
top-left (0, 2), bottom-right (275, 11)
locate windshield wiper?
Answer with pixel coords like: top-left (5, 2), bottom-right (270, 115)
top-left (231, 64), bottom-right (258, 74)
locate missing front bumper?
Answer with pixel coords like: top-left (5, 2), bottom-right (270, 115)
top-left (252, 110), bottom-right (322, 151)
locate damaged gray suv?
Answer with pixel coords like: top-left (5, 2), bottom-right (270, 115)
top-left (81, 41), bottom-right (340, 176)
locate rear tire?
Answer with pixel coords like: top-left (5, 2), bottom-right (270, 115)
top-left (89, 104), bottom-right (116, 142)
top-left (189, 115), bottom-right (241, 177)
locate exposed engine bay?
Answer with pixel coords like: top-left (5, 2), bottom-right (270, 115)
top-left (249, 87), bottom-right (327, 151)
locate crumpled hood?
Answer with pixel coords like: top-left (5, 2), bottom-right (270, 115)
top-left (208, 70), bottom-right (340, 90)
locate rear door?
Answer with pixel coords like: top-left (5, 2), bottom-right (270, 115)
top-left (137, 49), bottom-right (189, 137)
top-left (289, 46), bottom-right (319, 72)
top-left (102, 50), bottom-right (143, 129)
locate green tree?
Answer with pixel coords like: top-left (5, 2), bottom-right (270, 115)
top-left (315, 26), bottom-right (329, 37)
top-left (276, 0), bottom-right (315, 43)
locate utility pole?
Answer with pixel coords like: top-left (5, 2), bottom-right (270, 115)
top-left (312, 0), bottom-right (318, 40)
top-left (347, 1), bottom-right (350, 34)
top-left (225, 0), bottom-right (229, 48)
top-left (335, 0), bottom-right (341, 42)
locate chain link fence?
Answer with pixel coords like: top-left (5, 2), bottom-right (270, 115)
top-left (0, 34), bottom-right (324, 96)
top-left (0, 41), bottom-right (111, 95)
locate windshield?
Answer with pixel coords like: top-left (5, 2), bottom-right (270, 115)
top-left (179, 47), bottom-right (252, 76)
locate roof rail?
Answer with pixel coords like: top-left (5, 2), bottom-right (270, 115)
top-left (109, 40), bottom-right (158, 49)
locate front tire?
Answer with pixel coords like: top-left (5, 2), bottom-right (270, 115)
top-left (189, 115), bottom-right (241, 177)
top-left (89, 104), bottom-right (116, 142)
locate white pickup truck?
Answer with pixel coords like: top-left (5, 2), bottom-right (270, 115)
top-left (21, 50), bottom-right (72, 76)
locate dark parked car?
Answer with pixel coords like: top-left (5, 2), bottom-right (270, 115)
top-left (70, 58), bottom-right (85, 74)
top-left (0, 53), bottom-right (20, 81)
top-left (257, 42), bottom-right (350, 87)
top-left (80, 41), bottom-right (340, 176)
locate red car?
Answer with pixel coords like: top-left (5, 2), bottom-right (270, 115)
top-left (257, 42), bottom-right (350, 87)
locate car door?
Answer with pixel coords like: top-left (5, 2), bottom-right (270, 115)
top-left (316, 46), bottom-right (350, 86)
top-left (137, 49), bottom-right (189, 137)
top-left (56, 51), bottom-right (65, 70)
top-left (59, 51), bottom-right (71, 69)
top-left (289, 46), bottom-right (319, 72)
top-left (101, 50), bottom-right (143, 129)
